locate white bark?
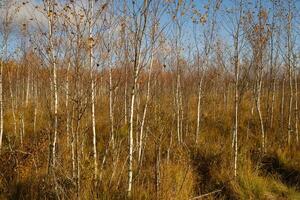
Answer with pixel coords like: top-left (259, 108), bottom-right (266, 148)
top-left (138, 45), bottom-right (154, 164)
top-left (270, 79), bottom-right (276, 129)
top-left (128, 61), bottom-right (139, 197)
top-left (281, 75), bottom-right (286, 135)
top-left (176, 68), bottom-right (181, 143)
top-left (66, 61), bottom-right (70, 145)
top-left (128, 1), bottom-right (149, 196)
top-left (21, 114), bottom-right (25, 146)
top-left (88, 0), bottom-right (98, 184)
top-left (0, 27), bottom-right (6, 152)
top-left (109, 62), bottom-right (115, 148)
top-left (232, 0), bottom-right (243, 177)
top-left (155, 143), bottom-right (161, 199)
top-left (0, 59), bottom-right (2, 152)
top-left (233, 34), bottom-right (239, 178)
top-left (287, 6), bottom-right (292, 146)
top-left (71, 106), bottom-right (76, 178)
top-left (8, 72), bottom-right (17, 138)
top-left (124, 66), bottom-right (128, 125)
top-left (25, 69), bottom-right (30, 106)
top-left (256, 76), bottom-right (265, 152)
top-left (295, 69), bottom-right (298, 144)
top-left (33, 80), bottom-right (37, 134)
top-left (46, 0), bottom-right (58, 171)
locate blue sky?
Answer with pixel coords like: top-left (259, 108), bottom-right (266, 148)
top-left (1, 0), bottom-right (300, 61)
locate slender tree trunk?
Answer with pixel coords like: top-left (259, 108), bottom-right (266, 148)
top-left (176, 67), bottom-right (181, 143)
top-left (21, 114), bottom-right (25, 144)
top-left (155, 142), bottom-right (161, 199)
top-left (88, 0), bottom-right (98, 185)
top-left (247, 98), bottom-right (255, 140)
top-left (128, 74), bottom-right (137, 198)
top-left (288, 69), bottom-right (293, 146)
top-left (127, 1), bottom-right (149, 196)
top-left (138, 24), bottom-right (155, 162)
top-left (8, 73), bottom-right (17, 138)
top-left (232, 1), bottom-right (243, 175)
top-left (47, 1), bottom-right (58, 173)
top-left (75, 119), bottom-right (80, 200)
top-left (256, 3), bottom-right (266, 151)
top-left (66, 61), bottom-right (70, 146)
top-left (0, 49), bottom-right (4, 152)
top-left (128, 58), bottom-right (140, 197)
top-left (19, 115), bottom-right (23, 147)
top-left (196, 72), bottom-right (204, 144)
top-left (256, 74), bottom-right (265, 152)
top-left (138, 41), bottom-right (154, 163)
top-left (268, 11), bottom-right (275, 130)
top-left (52, 35), bottom-right (58, 167)
top-left (109, 65), bottom-right (115, 148)
top-left (124, 65), bottom-right (128, 125)
top-left (233, 34), bottom-right (239, 178)
top-left (135, 83), bottom-right (140, 147)
top-left (281, 75), bottom-right (286, 136)
top-left (287, 7), bottom-right (293, 146)
top-left (71, 106), bottom-right (76, 178)
top-left (270, 78), bottom-right (276, 129)
top-left (25, 69), bottom-right (30, 106)
top-left (179, 88), bottom-right (184, 141)
top-left (295, 69), bottom-right (299, 144)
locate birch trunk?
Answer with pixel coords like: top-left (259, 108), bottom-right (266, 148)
top-left (176, 67), bottom-right (181, 143)
top-left (138, 70), bottom-right (150, 163)
top-left (19, 115), bottom-right (23, 146)
top-left (75, 119), bottom-right (80, 199)
top-left (232, 1), bottom-right (243, 177)
top-left (270, 79), bottom-right (276, 129)
top-left (66, 61), bottom-right (70, 145)
top-left (71, 106), bottom-right (76, 178)
top-left (256, 73), bottom-right (265, 152)
top-left (25, 69), bottom-right (30, 106)
top-left (0, 59), bottom-right (2, 152)
top-left (109, 65), bottom-right (115, 148)
top-left (0, 33), bottom-right (6, 152)
top-left (128, 56), bottom-right (140, 197)
top-left (287, 6), bottom-right (292, 146)
top-left (281, 75), bottom-right (285, 136)
top-left (138, 35), bottom-right (154, 163)
top-left (196, 72), bottom-right (204, 144)
top-left (155, 142), bottom-right (161, 199)
top-left (8, 73), bottom-right (17, 138)
top-left (233, 33), bottom-right (239, 178)
top-left (47, 1), bottom-right (58, 172)
top-left (33, 79), bottom-right (37, 135)
top-left (294, 69), bottom-right (298, 144)
top-left (288, 69), bottom-right (293, 146)
top-left (124, 64), bottom-right (128, 125)
top-left (128, 70), bottom-right (138, 198)
top-left (88, 0), bottom-right (98, 185)
top-left (128, 1), bottom-right (149, 196)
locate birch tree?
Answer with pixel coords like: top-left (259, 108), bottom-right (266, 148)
top-left (286, 0), bottom-right (294, 147)
top-left (193, 0), bottom-right (220, 144)
top-left (87, 0), bottom-right (98, 187)
top-left (127, 0), bottom-right (151, 197)
top-left (222, 0), bottom-right (245, 177)
top-left (245, 2), bottom-right (270, 153)
top-left (232, 0), bottom-right (243, 177)
top-left (42, 0), bottom-right (59, 174)
top-left (0, 0), bottom-right (18, 152)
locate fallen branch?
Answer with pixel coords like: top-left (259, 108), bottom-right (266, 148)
top-left (190, 189), bottom-right (222, 200)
